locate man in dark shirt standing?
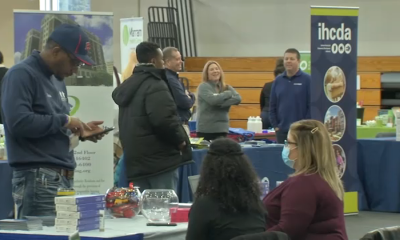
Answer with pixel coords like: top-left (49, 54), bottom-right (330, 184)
top-left (0, 51), bottom-right (8, 124)
top-left (269, 48), bottom-right (311, 143)
top-left (163, 47), bottom-right (195, 136)
top-left (1, 24), bottom-right (104, 218)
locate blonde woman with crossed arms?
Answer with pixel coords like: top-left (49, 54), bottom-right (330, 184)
top-left (195, 61), bottom-right (241, 141)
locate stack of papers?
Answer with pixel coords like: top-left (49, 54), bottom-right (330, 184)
top-left (0, 219), bottom-right (43, 231)
top-left (25, 215), bottom-right (56, 227)
top-left (54, 194), bottom-right (105, 232)
top-left (189, 137), bottom-right (209, 149)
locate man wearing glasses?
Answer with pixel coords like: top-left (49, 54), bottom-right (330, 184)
top-left (1, 24), bottom-right (104, 218)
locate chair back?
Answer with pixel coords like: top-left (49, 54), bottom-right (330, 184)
top-left (188, 175), bottom-right (200, 195)
top-left (360, 226), bottom-right (400, 240)
top-left (231, 231), bottom-right (290, 240)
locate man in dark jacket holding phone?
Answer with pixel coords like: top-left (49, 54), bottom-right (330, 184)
top-left (112, 41), bottom-right (193, 191)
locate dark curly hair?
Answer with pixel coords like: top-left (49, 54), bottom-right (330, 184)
top-left (195, 138), bottom-right (265, 213)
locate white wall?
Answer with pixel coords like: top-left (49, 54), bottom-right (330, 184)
top-left (192, 0), bottom-right (400, 57)
top-left (91, 0), bottom-right (400, 69)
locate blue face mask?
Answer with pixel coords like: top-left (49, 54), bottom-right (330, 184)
top-left (282, 147), bottom-right (295, 168)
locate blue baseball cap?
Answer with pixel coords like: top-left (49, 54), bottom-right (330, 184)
top-left (49, 24), bottom-right (95, 66)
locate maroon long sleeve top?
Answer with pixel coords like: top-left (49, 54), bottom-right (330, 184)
top-left (263, 173), bottom-right (348, 240)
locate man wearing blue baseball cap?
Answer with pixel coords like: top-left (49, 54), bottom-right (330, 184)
top-left (1, 24), bottom-right (105, 218)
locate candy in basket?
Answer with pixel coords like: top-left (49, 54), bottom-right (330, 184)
top-left (105, 183), bottom-right (141, 218)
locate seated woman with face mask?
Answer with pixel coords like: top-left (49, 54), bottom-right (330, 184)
top-left (263, 119), bottom-right (348, 240)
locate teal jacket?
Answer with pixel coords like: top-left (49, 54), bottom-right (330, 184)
top-left (114, 153), bottom-right (124, 186)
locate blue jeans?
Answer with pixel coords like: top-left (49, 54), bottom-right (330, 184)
top-left (134, 169), bottom-right (179, 192)
top-left (12, 168), bottom-right (73, 219)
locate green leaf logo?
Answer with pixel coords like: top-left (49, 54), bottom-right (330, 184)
top-left (68, 95), bottom-right (80, 116)
top-left (122, 25), bottom-right (129, 46)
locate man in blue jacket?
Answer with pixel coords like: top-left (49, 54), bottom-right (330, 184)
top-left (163, 47), bottom-right (195, 135)
top-left (1, 24), bottom-right (104, 218)
top-left (269, 48), bottom-right (311, 143)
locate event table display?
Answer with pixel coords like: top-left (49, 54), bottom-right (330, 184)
top-left (0, 216), bottom-right (188, 240)
top-left (177, 145), bottom-right (292, 203)
top-left (1, 139), bottom-right (399, 224)
top-left (357, 138), bottom-right (400, 212)
top-left (356, 126), bottom-right (396, 139)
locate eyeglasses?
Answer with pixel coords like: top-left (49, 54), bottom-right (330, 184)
top-left (67, 53), bottom-right (84, 67)
top-left (61, 47), bottom-right (84, 67)
top-left (284, 140), bottom-right (297, 148)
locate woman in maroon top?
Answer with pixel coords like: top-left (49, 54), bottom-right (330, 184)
top-left (263, 120), bottom-right (348, 240)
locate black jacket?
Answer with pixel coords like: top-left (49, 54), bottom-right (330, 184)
top-left (112, 65), bottom-right (193, 181)
top-left (165, 69), bottom-right (195, 122)
top-left (0, 67), bottom-right (7, 81)
top-left (260, 81), bottom-right (273, 112)
top-left (0, 67), bottom-right (8, 124)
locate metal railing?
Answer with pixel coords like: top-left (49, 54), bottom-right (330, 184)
top-left (147, 0), bottom-right (197, 59)
top-left (148, 6), bottom-right (182, 54)
top-left (167, 0), bottom-right (197, 57)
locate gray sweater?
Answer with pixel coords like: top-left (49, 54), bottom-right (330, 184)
top-left (196, 81), bottom-right (242, 133)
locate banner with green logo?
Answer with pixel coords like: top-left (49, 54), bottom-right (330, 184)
top-left (299, 51), bottom-right (311, 74)
top-left (14, 11), bottom-right (115, 195)
top-left (120, 17), bottom-right (143, 76)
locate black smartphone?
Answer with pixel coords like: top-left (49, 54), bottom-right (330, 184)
top-left (146, 222), bottom-right (177, 227)
top-left (80, 126), bottom-right (115, 141)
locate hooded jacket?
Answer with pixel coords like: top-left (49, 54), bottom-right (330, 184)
top-left (112, 65), bottom-right (193, 181)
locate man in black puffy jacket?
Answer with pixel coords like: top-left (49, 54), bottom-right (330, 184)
top-left (112, 42), bottom-right (193, 191)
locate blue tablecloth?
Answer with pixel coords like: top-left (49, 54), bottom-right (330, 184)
top-left (0, 161), bottom-right (13, 219)
top-left (357, 138), bottom-right (400, 212)
top-left (118, 146), bottom-right (294, 203)
top-left (180, 146), bottom-right (295, 202)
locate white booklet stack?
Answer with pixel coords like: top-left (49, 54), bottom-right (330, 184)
top-left (54, 194), bottom-right (105, 233)
top-left (0, 219), bottom-right (43, 231)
